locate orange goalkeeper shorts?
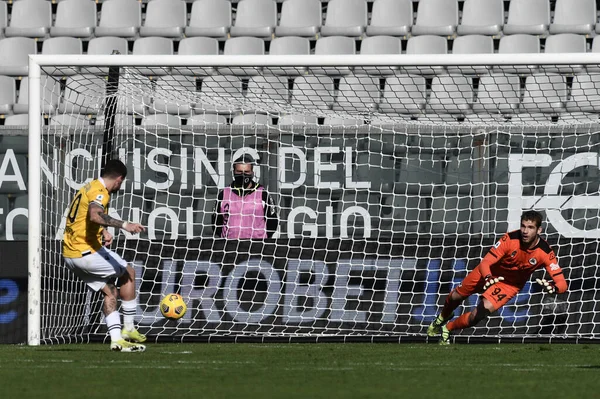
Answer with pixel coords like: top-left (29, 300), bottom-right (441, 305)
top-left (454, 266), bottom-right (521, 312)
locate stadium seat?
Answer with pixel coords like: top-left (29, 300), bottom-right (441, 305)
top-left (0, 76), bottom-right (15, 115)
top-left (366, 0), bottom-right (413, 37)
top-left (551, 0), bottom-right (596, 35)
top-left (276, 0), bottom-right (321, 37)
top-left (5, 0), bottom-right (52, 38)
top-left (320, 0), bottom-right (367, 37)
top-left (132, 37), bottom-right (174, 76)
top-left (50, 114), bottom-right (90, 127)
top-left (197, 75), bottom-right (243, 113)
top-left (3, 114), bottom-right (29, 126)
top-left (403, 35), bottom-right (447, 75)
top-left (411, 0), bottom-right (458, 36)
top-left (324, 116), bottom-right (366, 126)
top-left (427, 75), bottom-right (473, 115)
top-left (41, 37), bottom-right (83, 76)
top-left (51, 0), bottom-right (96, 38)
top-left (231, 114), bottom-right (273, 126)
top-left (152, 75), bottom-right (197, 116)
top-left (543, 34), bottom-right (587, 74)
top-left (185, 0), bottom-right (232, 38)
top-left (95, 0), bottom-right (141, 38)
top-left (186, 113), bottom-right (227, 127)
top-left (0, 2), bottom-right (7, 37)
top-left (472, 74), bottom-right (520, 114)
top-left (291, 76), bottom-right (334, 110)
top-left (0, 38), bottom-right (36, 76)
top-left (88, 37), bottom-right (129, 56)
top-left (140, 0), bottom-right (186, 38)
top-left (521, 74), bottom-right (567, 114)
top-left (379, 75), bottom-right (426, 115)
top-left (447, 35), bottom-right (494, 75)
top-left (14, 76), bottom-right (61, 114)
top-left (59, 75), bottom-right (106, 114)
top-left (141, 114), bottom-right (182, 128)
top-left (278, 114), bottom-right (319, 126)
top-left (219, 37), bottom-right (265, 76)
top-left (497, 35), bottom-right (540, 74)
top-left (245, 76), bottom-right (289, 107)
top-left (457, 0), bottom-right (504, 36)
top-left (177, 37), bottom-right (219, 76)
top-left (229, 0), bottom-right (277, 38)
top-left (503, 0), bottom-right (550, 35)
top-left (94, 114), bottom-right (135, 128)
top-left (117, 75), bottom-right (152, 115)
top-left (313, 36), bottom-right (356, 75)
top-left (566, 74), bottom-right (600, 112)
top-left (269, 36), bottom-right (311, 75)
top-left (356, 36), bottom-right (402, 75)
top-left (333, 75), bottom-right (380, 113)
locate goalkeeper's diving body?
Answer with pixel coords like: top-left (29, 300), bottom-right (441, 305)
top-left (62, 160), bottom-right (147, 352)
top-left (428, 210), bottom-right (568, 344)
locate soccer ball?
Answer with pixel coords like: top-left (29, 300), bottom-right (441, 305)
top-left (160, 293), bottom-right (187, 320)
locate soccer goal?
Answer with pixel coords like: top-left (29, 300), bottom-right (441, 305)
top-left (28, 53), bottom-right (600, 345)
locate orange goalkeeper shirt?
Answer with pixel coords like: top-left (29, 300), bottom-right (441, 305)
top-left (478, 230), bottom-right (568, 293)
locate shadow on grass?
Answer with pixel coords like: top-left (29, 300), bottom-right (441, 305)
top-left (576, 365), bottom-right (600, 369)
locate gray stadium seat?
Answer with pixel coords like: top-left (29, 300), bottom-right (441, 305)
top-left (448, 35), bottom-right (494, 75)
top-left (521, 74), bottom-right (567, 114)
top-left (229, 0), bottom-right (277, 38)
top-left (13, 76), bottom-right (62, 114)
top-left (3, 114), bottom-right (29, 126)
top-left (566, 74), bottom-right (600, 112)
top-left (231, 114), bottom-right (273, 126)
top-left (278, 114), bottom-right (319, 126)
top-left (50, 114), bottom-right (90, 127)
top-left (589, 36), bottom-right (600, 72)
top-left (0, 76), bottom-right (15, 115)
top-left (219, 37), bottom-right (265, 76)
top-left (0, 2), bottom-right (7, 37)
top-left (427, 75), bottom-right (473, 115)
top-left (185, 0), bottom-right (232, 38)
top-left (320, 0), bottom-right (367, 37)
top-left (86, 37), bottom-right (129, 74)
top-left (276, 0), bottom-right (321, 37)
top-left (197, 75), bottom-right (243, 113)
top-left (0, 38), bottom-right (36, 76)
top-left (457, 0), bottom-right (504, 36)
top-left (245, 76), bottom-right (288, 107)
top-left (403, 35), bottom-right (447, 75)
top-left (5, 0), bottom-right (51, 38)
top-left (472, 74), bottom-right (520, 114)
top-left (152, 75), bottom-right (198, 116)
top-left (324, 116), bottom-right (366, 126)
top-left (333, 75), bottom-right (380, 113)
top-left (503, 0), bottom-right (550, 35)
top-left (379, 75), bottom-right (426, 115)
top-left (291, 76), bottom-right (334, 110)
top-left (140, 0), bottom-right (186, 38)
top-left (497, 35), bottom-right (540, 74)
top-left (366, 0), bottom-right (413, 37)
top-left (95, 0), bottom-right (141, 38)
top-left (59, 75), bottom-right (106, 114)
top-left (51, 0), bottom-right (96, 38)
top-left (543, 34), bottom-right (587, 74)
top-left (551, 0), bottom-right (596, 35)
top-left (313, 36), bottom-right (356, 75)
top-left (41, 37), bottom-right (83, 76)
top-left (186, 113), bottom-right (228, 127)
top-left (177, 37), bottom-right (219, 76)
top-left (269, 36), bottom-right (311, 75)
top-left (356, 36), bottom-right (402, 75)
top-left (117, 75), bottom-right (152, 115)
top-left (94, 114), bottom-right (134, 128)
top-left (141, 114), bottom-right (182, 128)
top-left (132, 37), bottom-right (174, 76)
top-left (411, 0), bottom-right (458, 36)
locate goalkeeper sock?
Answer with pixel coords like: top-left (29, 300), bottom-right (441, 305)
top-left (121, 299), bottom-right (137, 332)
top-left (441, 294), bottom-right (462, 320)
top-left (446, 312), bottom-right (472, 332)
top-left (105, 311), bottom-right (122, 341)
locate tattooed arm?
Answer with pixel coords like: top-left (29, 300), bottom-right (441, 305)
top-left (88, 203), bottom-right (145, 234)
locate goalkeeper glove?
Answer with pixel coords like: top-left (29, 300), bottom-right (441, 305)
top-left (483, 274), bottom-right (504, 290)
top-left (536, 278), bottom-right (557, 294)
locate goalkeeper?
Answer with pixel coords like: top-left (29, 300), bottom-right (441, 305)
top-left (428, 210), bottom-right (568, 344)
top-left (213, 154), bottom-right (278, 239)
top-left (62, 160), bottom-right (147, 352)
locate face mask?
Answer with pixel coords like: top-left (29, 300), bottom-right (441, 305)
top-left (233, 173), bottom-right (253, 188)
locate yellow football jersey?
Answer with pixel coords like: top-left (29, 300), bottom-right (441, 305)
top-left (62, 179), bottom-right (110, 258)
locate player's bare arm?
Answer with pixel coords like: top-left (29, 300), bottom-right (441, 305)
top-left (88, 203), bottom-right (145, 234)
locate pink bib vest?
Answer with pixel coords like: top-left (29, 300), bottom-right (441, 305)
top-left (220, 186), bottom-right (268, 239)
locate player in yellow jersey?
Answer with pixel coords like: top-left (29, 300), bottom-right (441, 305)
top-left (63, 159), bottom-right (147, 352)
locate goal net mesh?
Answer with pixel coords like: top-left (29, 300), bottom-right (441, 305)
top-left (36, 63), bottom-right (600, 343)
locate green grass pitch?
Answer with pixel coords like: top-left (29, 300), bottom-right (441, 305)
top-left (0, 343), bottom-right (598, 399)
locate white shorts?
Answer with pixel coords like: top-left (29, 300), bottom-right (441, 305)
top-left (63, 247), bottom-right (129, 292)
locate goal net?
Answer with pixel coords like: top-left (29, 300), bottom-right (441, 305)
top-left (28, 54), bottom-right (600, 344)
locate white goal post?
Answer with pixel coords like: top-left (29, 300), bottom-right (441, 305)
top-left (28, 53), bottom-right (600, 345)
